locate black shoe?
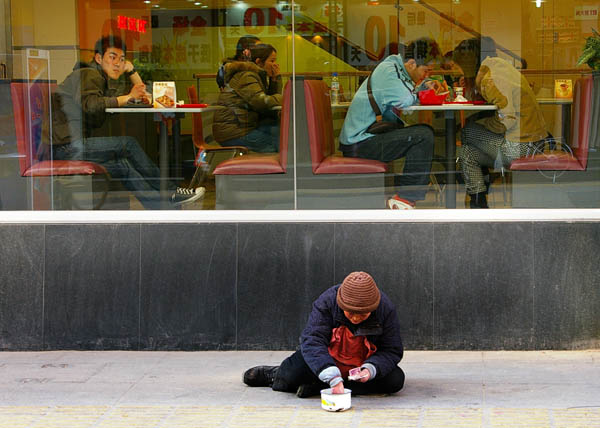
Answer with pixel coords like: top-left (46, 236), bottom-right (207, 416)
top-left (170, 186), bottom-right (205, 206)
top-left (296, 383), bottom-right (323, 398)
top-left (243, 365), bottom-right (278, 387)
top-left (469, 191), bottom-right (489, 209)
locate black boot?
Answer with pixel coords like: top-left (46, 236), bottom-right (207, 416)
top-left (469, 191), bottom-right (489, 209)
top-left (243, 365), bottom-right (279, 387)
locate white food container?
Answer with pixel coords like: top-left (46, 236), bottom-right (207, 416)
top-left (320, 388), bottom-right (352, 412)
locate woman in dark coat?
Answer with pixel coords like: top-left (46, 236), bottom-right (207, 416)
top-left (212, 43), bottom-right (282, 153)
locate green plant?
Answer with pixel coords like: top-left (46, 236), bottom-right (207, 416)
top-left (132, 58), bottom-right (173, 82)
top-left (576, 28), bottom-right (600, 71)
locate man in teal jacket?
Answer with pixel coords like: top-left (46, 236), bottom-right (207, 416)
top-left (340, 39), bottom-right (438, 210)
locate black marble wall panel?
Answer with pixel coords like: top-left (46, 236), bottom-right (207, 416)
top-left (236, 223), bottom-right (335, 349)
top-left (0, 225), bottom-right (44, 350)
top-left (139, 223), bottom-right (237, 350)
top-left (433, 223), bottom-right (535, 350)
top-left (43, 224), bottom-right (140, 349)
top-left (2, 221), bottom-right (599, 351)
top-left (334, 223), bottom-right (435, 349)
top-left (532, 222), bottom-right (600, 348)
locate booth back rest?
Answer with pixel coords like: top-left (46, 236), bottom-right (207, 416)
top-left (11, 82), bottom-right (53, 176)
top-left (304, 79), bottom-right (334, 173)
top-left (571, 75), bottom-right (593, 170)
top-left (278, 81), bottom-right (292, 170)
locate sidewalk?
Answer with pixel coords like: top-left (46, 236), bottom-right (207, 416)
top-left (0, 350), bottom-right (599, 427)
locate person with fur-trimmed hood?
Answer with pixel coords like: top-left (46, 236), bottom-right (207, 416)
top-left (212, 43), bottom-right (282, 153)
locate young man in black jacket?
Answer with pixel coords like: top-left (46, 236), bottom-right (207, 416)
top-left (243, 271), bottom-right (405, 398)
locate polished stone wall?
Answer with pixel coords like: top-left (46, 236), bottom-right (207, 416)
top-left (1, 222), bottom-right (599, 351)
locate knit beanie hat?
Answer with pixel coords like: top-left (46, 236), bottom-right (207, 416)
top-left (336, 271), bottom-right (381, 314)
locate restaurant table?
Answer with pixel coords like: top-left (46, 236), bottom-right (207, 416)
top-left (536, 97), bottom-right (573, 146)
top-left (402, 104), bottom-right (498, 208)
top-left (106, 106), bottom-right (223, 208)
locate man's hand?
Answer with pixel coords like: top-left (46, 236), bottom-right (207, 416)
top-left (129, 83), bottom-right (147, 100)
top-left (332, 381), bottom-right (345, 394)
top-left (117, 83), bottom-right (148, 106)
top-left (123, 60), bottom-right (135, 74)
top-left (357, 368), bottom-right (371, 383)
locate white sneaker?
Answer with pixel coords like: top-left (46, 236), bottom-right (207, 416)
top-left (171, 186), bottom-right (205, 206)
top-left (387, 195), bottom-right (415, 210)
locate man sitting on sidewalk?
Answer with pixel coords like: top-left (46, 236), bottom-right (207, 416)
top-left (243, 271), bottom-right (405, 398)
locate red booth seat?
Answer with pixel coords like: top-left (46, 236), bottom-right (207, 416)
top-left (304, 79), bottom-right (387, 175)
top-left (11, 82), bottom-right (107, 178)
top-left (510, 75), bottom-right (593, 172)
top-left (213, 82), bottom-right (291, 176)
top-left (23, 160), bottom-right (107, 177)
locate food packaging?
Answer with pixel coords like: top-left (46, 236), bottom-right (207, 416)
top-left (554, 79), bottom-right (572, 98)
top-left (418, 89), bottom-right (447, 105)
top-left (153, 81), bottom-right (177, 108)
top-left (320, 388), bottom-right (352, 412)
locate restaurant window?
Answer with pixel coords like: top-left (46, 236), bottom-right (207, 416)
top-left (0, 0), bottom-right (597, 211)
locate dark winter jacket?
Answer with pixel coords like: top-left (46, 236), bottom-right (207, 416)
top-left (48, 61), bottom-right (132, 145)
top-left (300, 285), bottom-right (404, 379)
top-left (212, 61), bottom-right (282, 143)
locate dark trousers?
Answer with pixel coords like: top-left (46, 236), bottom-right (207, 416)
top-left (272, 350), bottom-right (405, 395)
top-left (341, 125), bottom-right (434, 202)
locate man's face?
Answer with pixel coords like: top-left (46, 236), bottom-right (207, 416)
top-left (344, 311), bottom-right (371, 324)
top-left (405, 59), bottom-right (434, 84)
top-left (95, 47), bottom-right (125, 80)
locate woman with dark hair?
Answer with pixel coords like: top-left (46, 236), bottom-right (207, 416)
top-left (216, 35), bottom-right (261, 90)
top-left (212, 43), bottom-right (282, 153)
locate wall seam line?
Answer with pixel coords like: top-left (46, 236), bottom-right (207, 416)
top-left (432, 223), bottom-right (436, 350)
top-left (42, 223), bottom-right (46, 350)
top-left (138, 224), bottom-right (142, 350)
top-left (235, 223), bottom-right (239, 350)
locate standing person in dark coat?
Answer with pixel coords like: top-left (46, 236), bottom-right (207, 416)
top-left (243, 272), bottom-right (405, 398)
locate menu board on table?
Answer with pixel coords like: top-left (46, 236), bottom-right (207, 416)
top-left (554, 79), bottom-right (573, 98)
top-left (153, 81), bottom-right (176, 108)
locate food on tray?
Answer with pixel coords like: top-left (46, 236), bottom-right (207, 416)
top-left (155, 94), bottom-right (175, 108)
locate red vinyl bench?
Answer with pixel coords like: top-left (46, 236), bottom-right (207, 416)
top-left (11, 81), bottom-right (108, 209)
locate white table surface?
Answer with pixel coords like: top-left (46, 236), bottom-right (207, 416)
top-left (403, 104), bottom-right (498, 111)
top-left (106, 106), bottom-right (222, 113)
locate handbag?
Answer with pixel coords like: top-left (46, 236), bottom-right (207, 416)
top-left (365, 74), bottom-right (404, 134)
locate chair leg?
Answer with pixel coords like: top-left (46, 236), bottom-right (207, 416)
top-left (429, 173), bottom-right (445, 206)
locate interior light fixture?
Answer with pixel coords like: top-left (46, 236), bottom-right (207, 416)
top-left (194, 1), bottom-right (201, 4)
top-left (533, 0), bottom-right (545, 7)
top-left (143, 0), bottom-right (151, 3)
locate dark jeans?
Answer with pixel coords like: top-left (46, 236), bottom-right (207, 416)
top-left (52, 136), bottom-right (175, 210)
top-left (341, 125), bottom-right (434, 202)
top-left (220, 123), bottom-right (280, 153)
top-left (272, 350), bottom-right (405, 396)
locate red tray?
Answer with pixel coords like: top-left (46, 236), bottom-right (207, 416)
top-left (444, 100), bottom-right (487, 105)
top-left (177, 103), bottom-right (208, 108)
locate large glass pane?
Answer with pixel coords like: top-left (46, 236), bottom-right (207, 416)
top-left (293, 0), bottom-right (598, 209)
top-left (0, 0), bottom-right (597, 210)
